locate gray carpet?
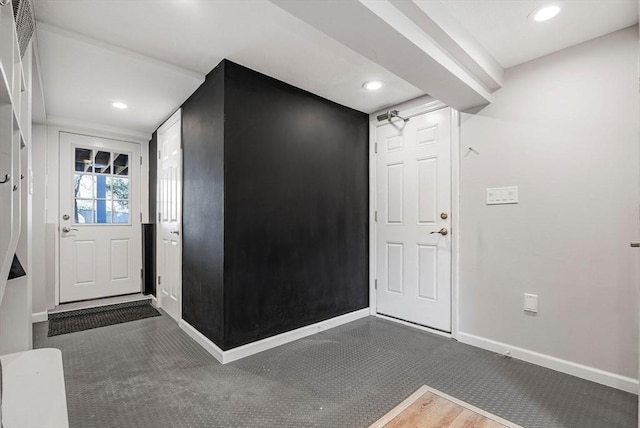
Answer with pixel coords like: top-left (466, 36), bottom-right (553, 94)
top-left (33, 313), bottom-right (637, 428)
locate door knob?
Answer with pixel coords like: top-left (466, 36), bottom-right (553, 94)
top-left (62, 227), bottom-right (79, 233)
top-left (170, 230), bottom-right (180, 235)
top-left (430, 228), bottom-right (448, 236)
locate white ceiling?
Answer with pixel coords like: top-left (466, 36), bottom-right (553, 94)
top-left (37, 24), bottom-right (203, 135)
top-left (33, 0), bottom-right (639, 136)
top-left (440, 0), bottom-right (638, 68)
top-left (33, 0), bottom-right (424, 134)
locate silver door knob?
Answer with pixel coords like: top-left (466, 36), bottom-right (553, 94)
top-left (430, 228), bottom-right (448, 236)
top-left (62, 227), bottom-right (79, 233)
top-left (170, 230), bottom-right (180, 235)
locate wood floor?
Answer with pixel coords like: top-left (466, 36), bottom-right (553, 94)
top-left (370, 386), bottom-right (522, 428)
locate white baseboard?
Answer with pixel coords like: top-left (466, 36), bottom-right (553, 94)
top-left (31, 312), bottom-right (48, 323)
top-left (179, 320), bottom-right (224, 362)
top-left (180, 308), bottom-right (370, 364)
top-left (457, 332), bottom-right (639, 394)
top-left (150, 295), bottom-right (158, 308)
top-left (374, 313), bottom-right (452, 339)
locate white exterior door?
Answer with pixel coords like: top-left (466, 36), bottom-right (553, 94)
top-left (59, 132), bottom-right (142, 302)
top-left (157, 111), bottom-right (182, 322)
top-left (376, 107), bottom-right (452, 331)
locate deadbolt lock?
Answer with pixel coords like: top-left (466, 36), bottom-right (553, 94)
top-left (440, 212), bottom-right (448, 220)
top-left (62, 214), bottom-right (70, 220)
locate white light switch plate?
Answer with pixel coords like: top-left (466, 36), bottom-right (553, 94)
top-left (487, 186), bottom-right (518, 205)
top-left (524, 293), bottom-right (538, 313)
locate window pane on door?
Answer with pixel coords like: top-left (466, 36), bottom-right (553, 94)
top-left (74, 174), bottom-right (94, 199)
top-left (94, 151), bottom-right (112, 174)
top-left (107, 177), bottom-right (129, 200)
top-left (95, 199), bottom-right (112, 224)
top-left (75, 199), bottom-right (95, 224)
top-left (75, 148), bottom-right (93, 172)
top-left (73, 147), bottom-right (131, 225)
top-left (113, 200), bottom-right (129, 224)
top-left (113, 153), bottom-right (129, 176)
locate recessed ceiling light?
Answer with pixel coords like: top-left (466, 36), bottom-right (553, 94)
top-left (112, 101), bottom-right (128, 109)
top-left (529, 4), bottom-right (561, 22)
top-left (363, 81), bottom-right (383, 91)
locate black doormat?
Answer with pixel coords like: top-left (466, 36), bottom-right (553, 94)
top-left (48, 300), bottom-right (161, 337)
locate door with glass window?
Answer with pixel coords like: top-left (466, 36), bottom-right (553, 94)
top-left (59, 132), bottom-right (141, 302)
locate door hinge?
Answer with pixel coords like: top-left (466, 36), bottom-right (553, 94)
top-left (374, 279), bottom-right (377, 290)
top-left (158, 150), bottom-right (161, 159)
top-left (157, 212), bottom-right (161, 222)
top-left (140, 212), bottom-right (142, 222)
top-left (158, 275), bottom-right (161, 285)
top-left (374, 211), bottom-right (377, 222)
top-left (140, 156), bottom-right (143, 165)
top-left (374, 142), bottom-right (378, 154)
top-left (140, 268), bottom-right (144, 278)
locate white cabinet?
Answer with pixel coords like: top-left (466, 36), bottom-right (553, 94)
top-left (0, 0), bottom-right (33, 354)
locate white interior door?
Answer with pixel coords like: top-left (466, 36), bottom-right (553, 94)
top-left (59, 132), bottom-right (142, 303)
top-left (156, 110), bottom-right (182, 322)
top-left (376, 107), bottom-right (452, 331)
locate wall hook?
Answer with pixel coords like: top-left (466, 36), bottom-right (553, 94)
top-left (0, 174), bottom-right (9, 184)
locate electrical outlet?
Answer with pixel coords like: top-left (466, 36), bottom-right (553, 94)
top-left (524, 293), bottom-right (538, 313)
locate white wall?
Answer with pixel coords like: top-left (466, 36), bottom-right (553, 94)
top-left (458, 26), bottom-right (639, 387)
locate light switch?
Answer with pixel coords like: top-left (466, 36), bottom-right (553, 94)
top-left (487, 186), bottom-right (518, 205)
top-left (524, 293), bottom-right (538, 313)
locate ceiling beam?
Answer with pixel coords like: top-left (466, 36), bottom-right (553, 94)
top-left (271, 0), bottom-right (504, 111)
top-left (391, 0), bottom-right (503, 92)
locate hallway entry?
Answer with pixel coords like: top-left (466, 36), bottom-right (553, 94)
top-left (375, 107), bottom-right (452, 332)
top-left (59, 132), bottom-right (142, 302)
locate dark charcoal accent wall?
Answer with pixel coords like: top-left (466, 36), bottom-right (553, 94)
top-left (142, 223), bottom-right (155, 296)
top-left (148, 131), bottom-right (157, 222)
top-left (223, 61), bottom-right (369, 349)
top-left (178, 59), bottom-right (368, 350)
top-left (181, 62), bottom-right (226, 346)
top-left (146, 131), bottom-right (158, 296)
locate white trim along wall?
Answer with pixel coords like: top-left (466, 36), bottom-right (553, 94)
top-left (458, 332), bottom-right (638, 393)
top-left (180, 309), bottom-right (370, 365)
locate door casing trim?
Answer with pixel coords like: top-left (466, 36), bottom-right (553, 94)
top-left (154, 109), bottom-right (183, 322)
top-left (55, 129), bottom-right (145, 305)
top-left (369, 99), bottom-right (460, 340)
